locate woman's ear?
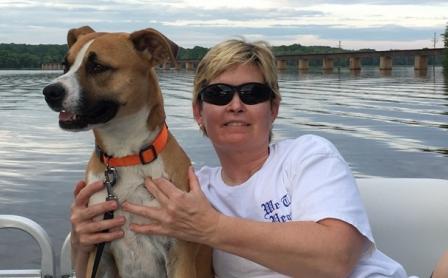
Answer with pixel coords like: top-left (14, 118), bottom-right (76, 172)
top-left (270, 98), bottom-right (280, 121)
top-left (192, 101), bottom-right (207, 135)
top-left (192, 101), bottom-right (203, 127)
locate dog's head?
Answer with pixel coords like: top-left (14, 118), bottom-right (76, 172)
top-left (43, 26), bottom-right (178, 131)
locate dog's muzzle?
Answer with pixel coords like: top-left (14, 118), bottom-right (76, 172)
top-left (43, 83), bottom-right (120, 131)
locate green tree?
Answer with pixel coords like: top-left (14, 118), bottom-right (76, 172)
top-left (443, 23), bottom-right (448, 73)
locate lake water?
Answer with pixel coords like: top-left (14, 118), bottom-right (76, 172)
top-left (0, 67), bottom-right (447, 271)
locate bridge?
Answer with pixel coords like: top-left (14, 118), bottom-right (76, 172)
top-left (41, 63), bottom-right (63, 70)
top-left (41, 48), bottom-right (445, 72)
top-left (173, 48), bottom-right (445, 72)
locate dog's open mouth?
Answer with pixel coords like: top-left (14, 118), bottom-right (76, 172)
top-left (59, 110), bottom-right (88, 130)
top-left (59, 101), bottom-right (119, 131)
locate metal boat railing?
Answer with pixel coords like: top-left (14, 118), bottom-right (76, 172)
top-left (60, 233), bottom-right (72, 278)
top-left (0, 214), bottom-right (73, 278)
top-left (0, 215), bottom-right (56, 278)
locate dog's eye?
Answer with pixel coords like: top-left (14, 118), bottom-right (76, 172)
top-left (93, 63), bottom-right (108, 73)
top-left (87, 61), bottom-right (110, 74)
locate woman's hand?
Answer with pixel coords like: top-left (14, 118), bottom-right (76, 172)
top-left (70, 180), bottom-right (125, 255)
top-left (122, 166), bottom-right (221, 245)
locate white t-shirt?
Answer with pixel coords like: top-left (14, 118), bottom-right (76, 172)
top-left (197, 135), bottom-right (408, 278)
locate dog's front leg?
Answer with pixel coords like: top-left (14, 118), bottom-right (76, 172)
top-left (86, 247), bottom-right (119, 278)
top-left (170, 241), bottom-right (211, 278)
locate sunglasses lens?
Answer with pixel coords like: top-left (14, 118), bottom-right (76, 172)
top-left (201, 84), bottom-right (234, 105)
top-left (239, 83), bottom-right (272, 105)
top-left (200, 83), bottom-right (273, 105)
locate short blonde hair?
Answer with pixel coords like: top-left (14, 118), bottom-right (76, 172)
top-left (193, 39), bottom-right (281, 104)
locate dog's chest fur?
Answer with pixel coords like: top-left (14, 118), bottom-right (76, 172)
top-left (87, 159), bottom-right (176, 277)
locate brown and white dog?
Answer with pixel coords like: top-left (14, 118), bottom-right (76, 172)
top-left (43, 26), bottom-right (212, 277)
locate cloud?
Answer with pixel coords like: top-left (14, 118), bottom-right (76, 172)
top-left (163, 0), bottom-right (288, 9)
top-left (0, 0), bottom-right (446, 50)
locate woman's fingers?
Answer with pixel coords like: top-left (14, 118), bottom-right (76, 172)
top-left (74, 180), bottom-right (104, 207)
top-left (70, 179), bottom-right (127, 255)
top-left (72, 200), bottom-right (118, 223)
top-left (188, 166), bottom-right (201, 192)
top-left (145, 177), bottom-right (169, 205)
top-left (75, 216), bottom-right (126, 235)
top-left (71, 204), bottom-right (125, 251)
top-left (148, 176), bottom-right (184, 201)
top-left (74, 180), bottom-right (87, 197)
top-left (77, 228), bottom-right (124, 248)
top-left (129, 223), bottom-right (166, 235)
top-left (122, 202), bottom-right (168, 235)
top-left (122, 201), bottom-right (164, 222)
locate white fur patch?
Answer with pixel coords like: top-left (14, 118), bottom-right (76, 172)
top-left (96, 107), bottom-right (158, 157)
top-left (86, 171), bottom-right (106, 207)
top-left (86, 171), bottom-right (103, 184)
top-left (52, 39), bottom-right (95, 112)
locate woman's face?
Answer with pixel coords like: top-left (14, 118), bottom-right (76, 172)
top-left (193, 63), bottom-right (279, 153)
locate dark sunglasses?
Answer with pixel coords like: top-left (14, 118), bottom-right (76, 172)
top-left (199, 82), bottom-right (274, 106)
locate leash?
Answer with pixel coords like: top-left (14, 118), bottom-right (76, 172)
top-left (91, 165), bottom-right (118, 278)
top-left (90, 124), bottom-right (169, 278)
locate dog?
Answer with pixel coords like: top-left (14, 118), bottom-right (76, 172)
top-left (43, 26), bottom-right (212, 277)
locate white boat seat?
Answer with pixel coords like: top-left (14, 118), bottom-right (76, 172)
top-left (357, 178), bottom-right (448, 278)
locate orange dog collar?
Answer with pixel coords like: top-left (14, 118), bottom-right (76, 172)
top-left (96, 124), bottom-right (169, 167)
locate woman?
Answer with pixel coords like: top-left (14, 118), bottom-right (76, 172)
top-left (71, 39), bottom-right (408, 277)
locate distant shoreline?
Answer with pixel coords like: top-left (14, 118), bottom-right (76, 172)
top-left (4, 42), bottom-right (444, 70)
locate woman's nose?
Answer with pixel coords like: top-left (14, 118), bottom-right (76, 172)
top-left (227, 91), bottom-right (244, 112)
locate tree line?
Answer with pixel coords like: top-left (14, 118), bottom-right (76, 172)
top-left (0, 39), bottom-right (446, 70)
top-left (443, 23), bottom-right (448, 73)
top-left (0, 44), bottom-right (67, 69)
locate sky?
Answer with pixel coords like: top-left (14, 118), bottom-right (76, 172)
top-left (1, 0), bottom-right (447, 50)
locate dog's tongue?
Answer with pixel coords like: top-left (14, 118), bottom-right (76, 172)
top-left (59, 111), bottom-right (75, 121)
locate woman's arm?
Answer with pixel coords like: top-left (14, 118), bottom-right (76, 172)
top-left (70, 180), bottom-right (125, 276)
top-left (210, 216), bottom-right (364, 278)
top-left (432, 251), bottom-right (448, 278)
top-left (122, 167), bottom-right (366, 278)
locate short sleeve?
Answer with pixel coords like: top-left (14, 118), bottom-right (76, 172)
top-left (286, 136), bottom-right (374, 243)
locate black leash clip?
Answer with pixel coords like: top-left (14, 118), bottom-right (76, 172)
top-left (104, 166), bottom-right (118, 202)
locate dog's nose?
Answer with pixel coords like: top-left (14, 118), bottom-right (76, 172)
top-left (43, 83), bottom-right (66, 109)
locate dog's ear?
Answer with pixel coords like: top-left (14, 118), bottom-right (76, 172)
top-left (130, 28), bottom-right (179, 66)
top-left (67, 26), bottom-right (95, 48)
